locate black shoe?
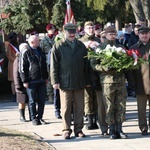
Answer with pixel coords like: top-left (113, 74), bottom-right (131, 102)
top-left (93, 123), bottom-right (99, 129)
top-left (55, 114), bottom-right (62, 119)
top-left (115, 131), bottom-right (128, 139)
top-left (102, 131), bottom-right (109, 136)
top-left (20, 116), bottom-right (26, 122)
top-left (110, 133), bottom-right (116, 139)
top-left (32, 119), bottom-right (39, 125)
top-left (75, 131), bottom-right (86, 138)
top-left (142, 130), bottom-right (148, 135)
top-left (38, 119), bottom-right (47, 125)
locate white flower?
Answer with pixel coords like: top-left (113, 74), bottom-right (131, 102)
top-left (95, 47), bottom-right (102, 53)
top-left (115, 47), bottom-right (126, 53)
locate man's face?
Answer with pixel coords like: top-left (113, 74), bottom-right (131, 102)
top-left (65, 30), bottom-right (76, 41)
top-left (84, 25), bottom-right (95, 36)
top-left (139, 32), bottom-right (150, 43)
top-left (94, 28), bottom-right (102, 35)
top-left (33, 36), bottom-right (40, 47)
top-left (134, 27), bottom-right (139, 35)
top-left (47, 27), bottom-right (55, 34)
top-left (105, 32), bottom-right (117, 41)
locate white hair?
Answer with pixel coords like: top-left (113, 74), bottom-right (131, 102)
top-left (19, 43), bottom-right (28, 53)
top-left (28, 35), bottom-right (38, 45)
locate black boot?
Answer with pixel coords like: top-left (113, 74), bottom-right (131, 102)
top-left (19, 109), bottom-right (26, 122)
top-left (109, 124), bottom-right (116, 140)
top-left (86, 114), bottom-right (93, 130)
top-left (117, 123), bottom-right (128, 139)
top-left (92, 114), bottom-right (99, 129)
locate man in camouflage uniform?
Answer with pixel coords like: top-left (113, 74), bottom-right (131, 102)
top-left (79, 21), bottom-right (100, 130)
top-left (40, 23), bottom-right (55, 103)
top-left (90, 26), bottom-right (127, 139)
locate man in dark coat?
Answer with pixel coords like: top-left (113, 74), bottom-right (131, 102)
top-left (20, 35), bottom-right (48, 126)
top-left (130, 26), bottom-right (150, 135)
top-left (50, 23), bottom-right (90, 139)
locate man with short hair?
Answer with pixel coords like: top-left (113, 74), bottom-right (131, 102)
top-left (50, 23), bottom-right (90, 139)
top-left (20, 35), bottom-right (48, 125)
top-left (40, 23), bottom-right (55, 104)
top-left (130, 26), bottom-right (150, 135)
top-left (91, 26), bottom-right (128, 139)
top-left (80, 21), bottom-right (102, 132)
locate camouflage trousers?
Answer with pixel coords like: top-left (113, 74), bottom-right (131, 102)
top-left (101, 82), bottom-right (127, 125)
top-left (84, 87), bottom-right (97, 115)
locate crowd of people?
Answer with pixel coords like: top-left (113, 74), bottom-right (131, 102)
top-left (0, 18), bottom-right (150, 140)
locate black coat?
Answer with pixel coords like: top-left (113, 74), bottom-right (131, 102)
top-left (20, 46), bottom-right (48, 83)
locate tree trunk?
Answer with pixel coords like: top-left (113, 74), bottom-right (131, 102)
top-left (115, 16), bottom-right (122, 31)
top-left (129, 0), bottom-right (145, 23)
top-left (140, 0), bottom-right (150, 26)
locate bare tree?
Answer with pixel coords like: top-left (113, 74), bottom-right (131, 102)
top-left (129, 0), bottom-right (150, 26)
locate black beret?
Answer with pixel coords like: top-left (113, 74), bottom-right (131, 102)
top-left (64, 23), bottom-right (77, 33)
top-left (138, 26), bottom-right (150, 33)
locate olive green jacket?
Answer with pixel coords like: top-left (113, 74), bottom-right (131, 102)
top-left (50, 38), bottom-right (90, 90)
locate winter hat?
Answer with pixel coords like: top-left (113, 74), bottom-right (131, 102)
top-left (105, 26), bottom-right (116, 33)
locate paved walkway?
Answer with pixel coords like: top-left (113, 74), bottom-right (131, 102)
top-left (0, 97), bottom-right (150, 150)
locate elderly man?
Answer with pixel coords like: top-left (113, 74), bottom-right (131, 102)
top-left (50, 23), bottom-right (90, 139)
top-left (20, 35), bottom-right (48, 125)
top-left (130, 26), bottom-right (150, 135)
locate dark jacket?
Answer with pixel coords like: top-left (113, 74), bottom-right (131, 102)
top-left (0, 40), bottom-right (5, 59)
top-left (130, 40), bottom-right (150, 95)
top-left (128, 33), bottom-right (139, 48)
top-left (50, 38), bottom-right (90, 90)
top-left (79, 34), bottom-right (101, 90)
top-left (20, 45), bottom-right (48, 83)
top-left (13, 54), bottom-right (26, 93)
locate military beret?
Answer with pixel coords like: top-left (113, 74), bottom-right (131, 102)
top-left (46, 23), bottom-right (55, 31)
top-left (95, 24), bottom-right (102, 30)
top-left (84, 21), bottom-right (94, 27)
top-left (64, 23), bottom-right (77, 33)
top-left (105, 26), bottom-right (117, 33)
top-left (8, 32), bottom-right (17, 39)
top-left (138, 26), bottom-right (150, 33)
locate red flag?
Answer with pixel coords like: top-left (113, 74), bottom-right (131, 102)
top-left (64, 0), bottom-right (76, 25)
top-left (9, 44), bottom-right (19, 54)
